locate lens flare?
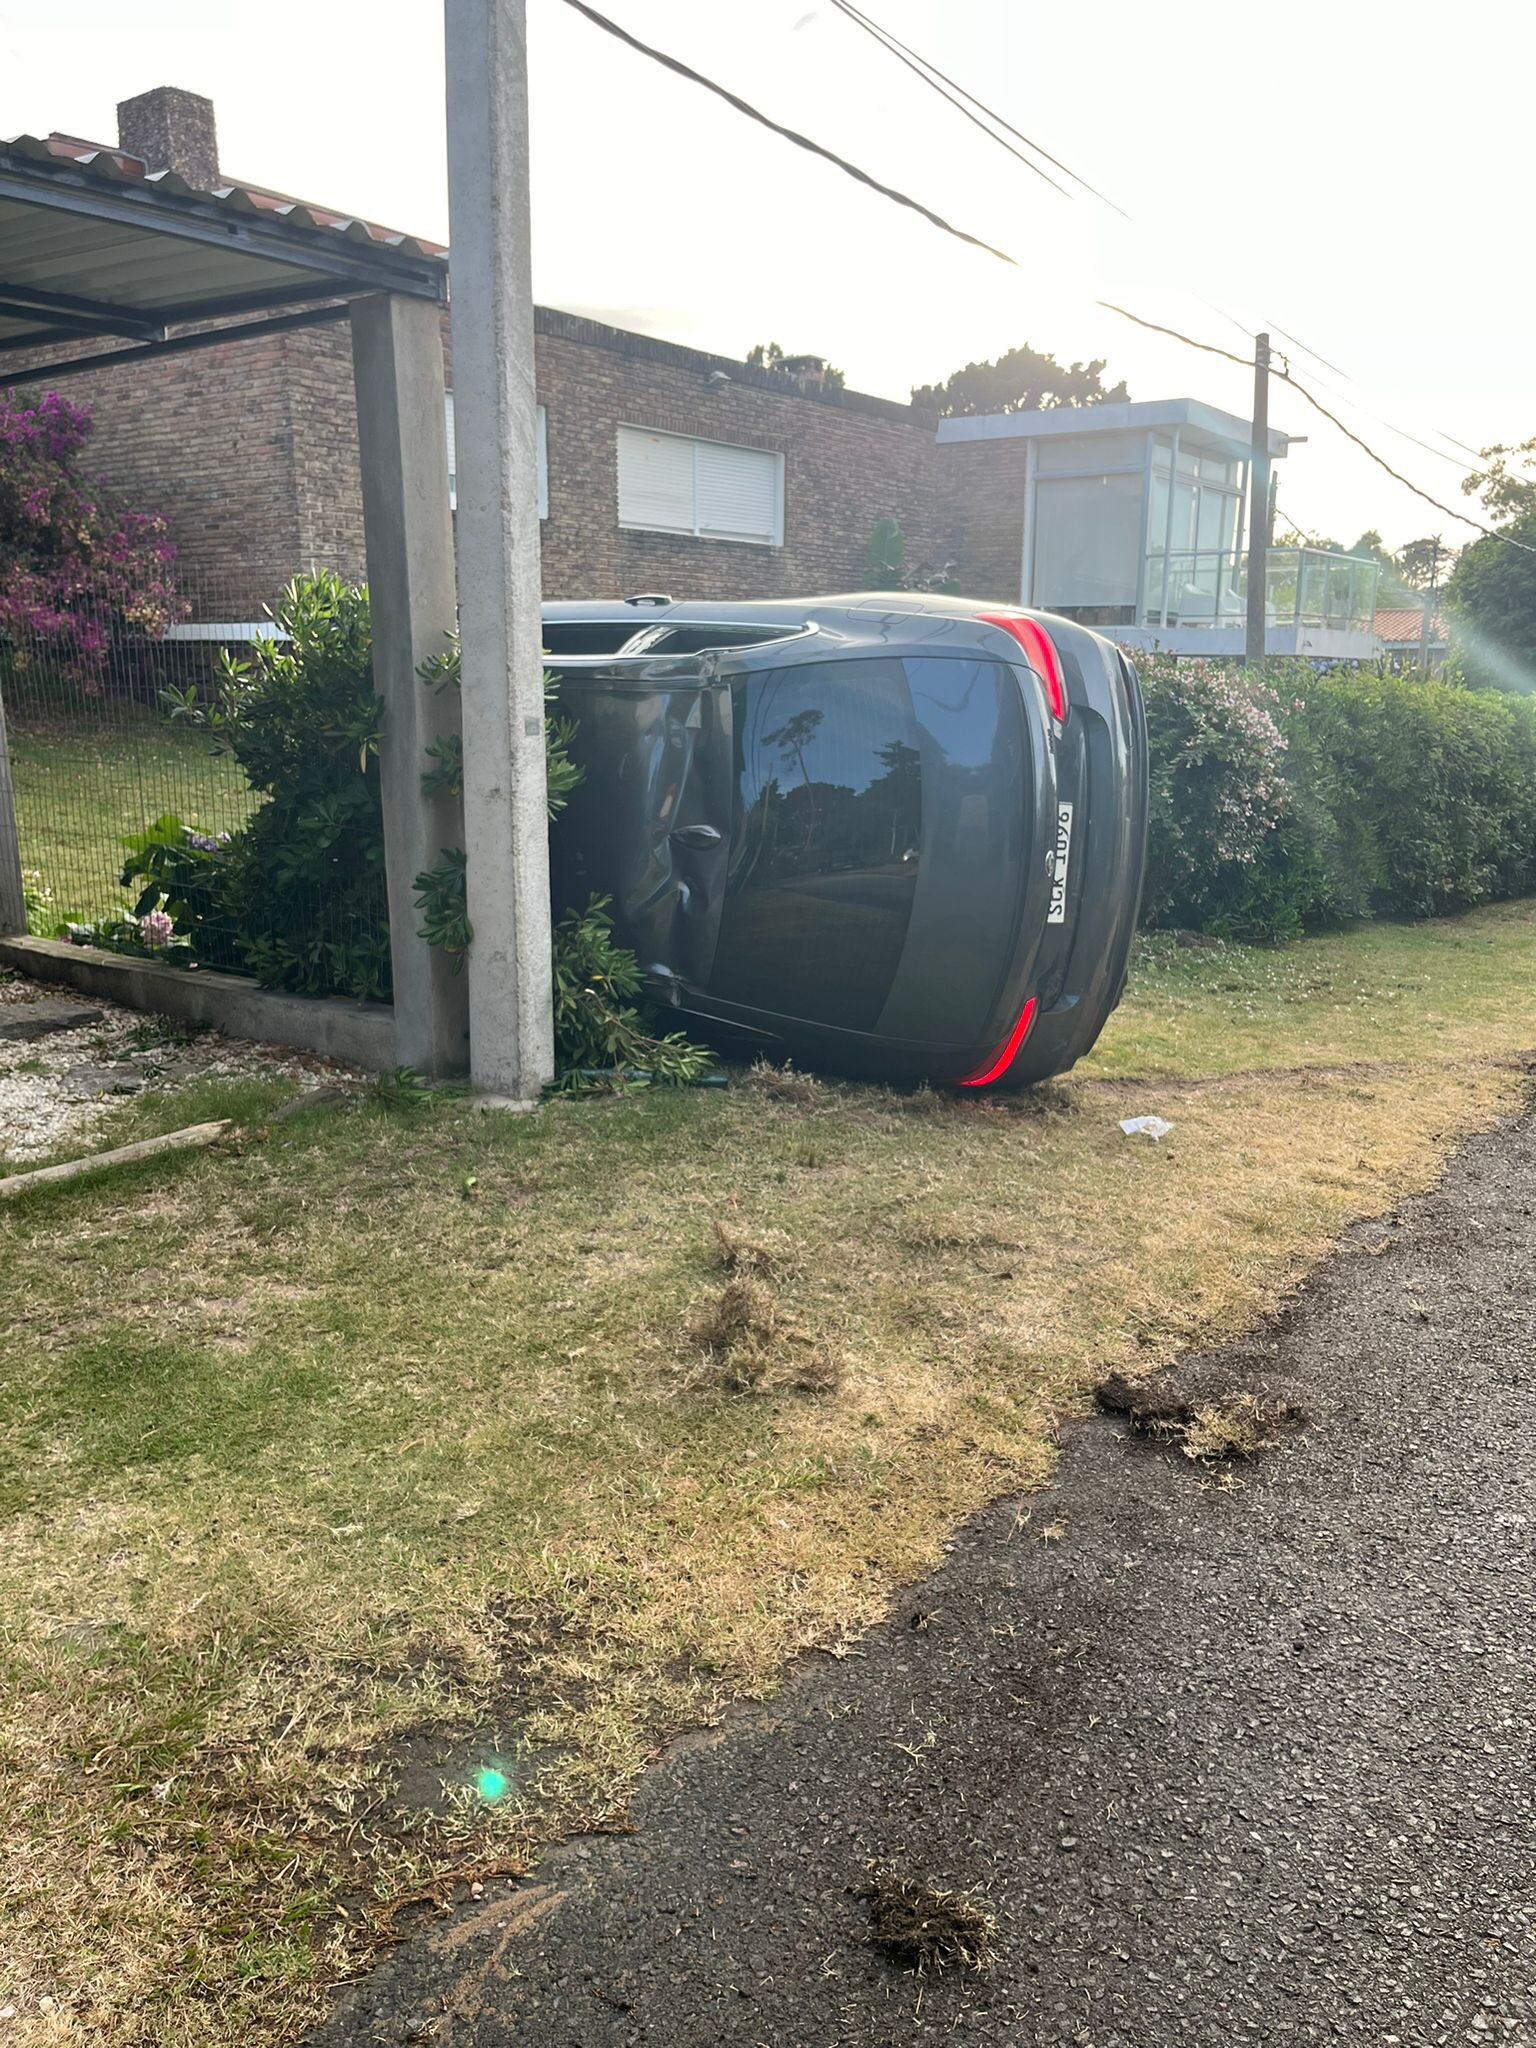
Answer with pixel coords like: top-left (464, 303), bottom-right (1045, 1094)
top-left (476, 1767), bottom-right (509, 1802)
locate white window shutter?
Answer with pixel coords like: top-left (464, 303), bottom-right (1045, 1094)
top-left (444, 391), bottom-right (457, 511)
top-left (695, 441), bottom-right (781, 544)
top-left (617, 426), bottom-right (695, 534)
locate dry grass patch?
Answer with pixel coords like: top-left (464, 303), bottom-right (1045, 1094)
top-left (0, 904), bottom-right (1533, 2046)
top-left (745, 1056), bottom-right (827, 1106)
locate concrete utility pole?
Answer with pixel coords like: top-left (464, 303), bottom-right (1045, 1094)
top-left (1245, 331), bottom-right (1272, 663)
top-left (444, 0), bottom-right (554, 1102)
top-left (350, 292), bottom-right (467, 1076)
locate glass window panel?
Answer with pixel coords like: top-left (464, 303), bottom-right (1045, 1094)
top-left (1196, 487), bottom-right (1227, 552)
top-left (1148, 469), bottom-right (1170, 549)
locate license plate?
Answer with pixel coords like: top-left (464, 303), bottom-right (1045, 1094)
top-left (1048, 801), bottom-right (1074, 924)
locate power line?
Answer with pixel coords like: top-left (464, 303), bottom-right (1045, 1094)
top-left (1265, 322), bottom-right (1349, 381)
top-left (558, 0), bottom-right (1018, 267)
top-left (565, 1), bottom-right (1517, 554)
top-left (1273, 367), bottom-right (1536, 553)
top-left (1264, 320), bottom-right (1483, 463)
top-left (1264, 339), bottom-right (1478, 476)
top-left (1099, 303), bottom-right (1534, 556)
top-left (824, 9), bottom-right (1494, 489)
top-left (824, 1), bottom-right (1069, 201)
top-left (1097, 302), bottom-right (1252, 371)
top-left (826, 0), bottom-right (1124, 215)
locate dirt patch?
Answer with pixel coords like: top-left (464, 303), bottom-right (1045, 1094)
top-left (1096, 1361), bottom-right (1308, 1462)
top-left (863, 1870), bottom-right (995, 1973)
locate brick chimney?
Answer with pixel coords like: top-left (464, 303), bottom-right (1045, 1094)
top-left (116, 87), bottom-right (219, 190)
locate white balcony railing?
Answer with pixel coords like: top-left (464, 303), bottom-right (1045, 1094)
top-left (1141, 546), bottom-right (1380, 634)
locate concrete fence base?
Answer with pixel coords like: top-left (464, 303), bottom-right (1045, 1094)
top-left (0, 936), bottom-right (396, 1070)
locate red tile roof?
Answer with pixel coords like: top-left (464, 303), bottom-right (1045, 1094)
top-left (21, 131), bottom-right (446, 259)
top-left (1375, 606), bottom-right (1447, 644)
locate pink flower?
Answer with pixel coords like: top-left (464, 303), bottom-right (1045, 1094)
top-left (139, 909), bottom-right (174, 950)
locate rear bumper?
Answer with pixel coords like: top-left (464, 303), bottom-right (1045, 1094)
top-left (998, 638), bottom-right (1147, 1085)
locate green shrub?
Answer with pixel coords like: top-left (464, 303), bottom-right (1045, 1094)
top-left (161, 570), bottom-right (391, 998)
top-left (133, 577), bottom-right (710, 1087)
top-left (1135, 649), bottom-right (1536, 940)
top-left (1136, 651), bottom-right (1293, 931)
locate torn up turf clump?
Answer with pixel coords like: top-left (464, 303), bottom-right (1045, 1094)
top-left (865, 1872), bottom-right (996, 1973)
top-left (687, 1275), bottom-right (840, 1397)
top-left (1096, 1372), bottom-right (1306, 1462)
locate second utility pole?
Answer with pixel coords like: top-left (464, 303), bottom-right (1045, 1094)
top-left (1245, 331), bottom-right (1272, 663)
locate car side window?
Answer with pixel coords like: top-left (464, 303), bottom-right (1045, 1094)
top-left (711, 658), bottom-right (922, 1032)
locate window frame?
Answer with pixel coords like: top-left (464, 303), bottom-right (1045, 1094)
top-left (616, 423), bottom-right (785, 548)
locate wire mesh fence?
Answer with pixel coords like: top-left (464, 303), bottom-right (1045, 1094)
top-left (1, 552), bottom-right (391, 997)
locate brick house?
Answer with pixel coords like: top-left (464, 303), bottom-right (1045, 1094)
top-left (7, 88), bottom-right (959, 618)
top-left (9, 87), bottom-right (1354, 656)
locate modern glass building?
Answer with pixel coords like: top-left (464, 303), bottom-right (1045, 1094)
top-left (938, 398), bottom-right (1380, 659)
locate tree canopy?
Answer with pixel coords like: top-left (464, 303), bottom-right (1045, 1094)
top-left (745, 341), bottom-right (845, 393)
top-left (1445, 439), bottom-right (1536, 689)
top-left (1446, 511), bottom-right (1536, 691)
top-left (910, 344), bottom-right (1128, 417)
top-left (1460, 438), bottom-right (1536, 524)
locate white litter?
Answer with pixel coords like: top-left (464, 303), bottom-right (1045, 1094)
top-left (1120, 1115), bottom-right (1174, 1142)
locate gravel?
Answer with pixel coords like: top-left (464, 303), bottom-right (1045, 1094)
top-left (315, 1095), bottom-right (1536, 2047)
top-left (0, 971), bottom-right (363, 1165)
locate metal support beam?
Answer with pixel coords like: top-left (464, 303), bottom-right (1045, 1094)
top-left (0, 153), bottom-right (447, 302)
top-left (0, 277), bottom-right (163, 336)
top-left (350, 292), bottom-right (468, 1078)
top-left (445, 0), bottom-right (554, 1102)
top-left (2, 302), bottom-right (352, 379)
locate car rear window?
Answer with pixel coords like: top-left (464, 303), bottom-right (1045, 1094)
top-left (542, 621), bottom-right (646, 655)
top-left (637, 623), bottom-right (803, 655)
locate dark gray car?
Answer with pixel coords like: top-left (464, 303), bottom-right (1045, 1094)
top-left (541, 593), bottom-right (1147, 1088)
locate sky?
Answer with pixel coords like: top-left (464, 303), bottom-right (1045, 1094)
top-left (1, 0), bottom-right (1529, 552)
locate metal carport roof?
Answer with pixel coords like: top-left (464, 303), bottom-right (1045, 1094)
top-left (0, 134), bottom-right (447, 373)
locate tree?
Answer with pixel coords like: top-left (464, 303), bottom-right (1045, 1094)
top-left (1395, 537), bottom-right (1453, 592)
top-left (1461, 438), bottom-right (1536, 524)
top-left (745, 341), bottom-right (845, 393)
top-left (910, 344), bottom-right (1128, 417)
top-left (1445, 510), bottom-right (1536, 692)
top-left (0, 387), bottom-right (182, 681)
top-left (1443, 439), bottom-right (1536, 689)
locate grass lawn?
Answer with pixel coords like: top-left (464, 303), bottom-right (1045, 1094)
top-left (8, 714), bottom-right (252, 925)
top-left (2, 901), bottom-right (1534, 2046)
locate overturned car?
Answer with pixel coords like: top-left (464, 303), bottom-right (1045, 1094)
top-left (542, 594), bottom-right (1147, 1089)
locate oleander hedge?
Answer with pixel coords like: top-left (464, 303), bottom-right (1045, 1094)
top-left (1134, 651), bottom-right (1536, 941)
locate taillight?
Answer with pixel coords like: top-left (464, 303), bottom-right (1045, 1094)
top-left (958, 996), bottom-right (1039, 1089)
top-left (981, 613), bottom-right (1068, 724)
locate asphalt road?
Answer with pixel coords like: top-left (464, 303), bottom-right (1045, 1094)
top-left (320, 1100), bottom-right (1536, 2048)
